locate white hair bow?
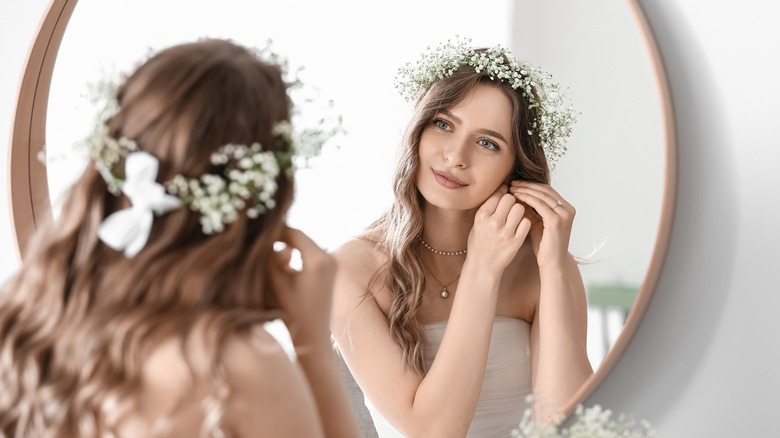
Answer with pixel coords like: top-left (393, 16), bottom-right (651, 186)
top-left (97, 151), bottom-right (182, 257)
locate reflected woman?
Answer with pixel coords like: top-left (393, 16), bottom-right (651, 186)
top-left (331, 37), bottom-right (594, 437)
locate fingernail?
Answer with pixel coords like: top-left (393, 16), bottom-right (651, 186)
top-left (289, 249), bottom-right (303, 272)
top-left (273, 241), bottom-right (287, 252)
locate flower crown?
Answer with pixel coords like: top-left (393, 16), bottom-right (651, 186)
top-left (80, 43), bottom-right (342, 257)
top-left (394, 36), bottom-right (577, 169)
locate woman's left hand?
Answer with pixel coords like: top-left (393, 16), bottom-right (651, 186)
top-left (509, 181), bottom-right (575, 269)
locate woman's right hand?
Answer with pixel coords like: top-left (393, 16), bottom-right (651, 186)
top-left (268, 226), bottom-right (337, 346)
top-left (467, 185), bottom-right (532, 273)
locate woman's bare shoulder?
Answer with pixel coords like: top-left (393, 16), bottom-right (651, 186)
top-left (221, 327), bottom-right (296, 381)
top-left (137, 326), bottom-right (301, 402)
top-left (127, 324), bottom-right (323, 437)
top-left (202, 328), bottom-right (325, 436)
top-left (329, 233), bottom-right (394, 318)
top-left (331, 233), bottom-right (387, 278)
top-left (141, 322), bottom-right (290, 374)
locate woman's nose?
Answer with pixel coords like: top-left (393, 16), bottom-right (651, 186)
top-left (442, 137), bottom-right (468, 168)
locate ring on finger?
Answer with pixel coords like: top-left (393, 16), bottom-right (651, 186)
top-left (551, 199), bottom-right (563, 210)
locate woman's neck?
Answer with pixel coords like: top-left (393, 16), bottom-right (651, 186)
top-left (420, 204), bottom-right (475, 254)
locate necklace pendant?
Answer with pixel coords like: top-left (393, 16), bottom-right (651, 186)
top-left (440, 289), bottom-right (449, 299)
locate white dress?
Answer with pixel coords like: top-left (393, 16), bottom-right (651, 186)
top-left (365, 316), bottom-right (533, 437)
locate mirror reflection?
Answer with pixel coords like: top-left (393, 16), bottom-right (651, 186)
top-left (42, 0), bottom-right (666, 424)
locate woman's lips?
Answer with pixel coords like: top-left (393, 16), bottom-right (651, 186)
top-left (432, 169), bottom-right (467, 189)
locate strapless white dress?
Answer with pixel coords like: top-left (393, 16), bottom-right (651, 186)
top-left (364, 316), bottom-right (532, 437)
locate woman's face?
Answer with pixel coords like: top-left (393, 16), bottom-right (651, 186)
top-left (416, 83), bottom-right (516, 211)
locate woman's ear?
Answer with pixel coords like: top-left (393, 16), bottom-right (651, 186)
top-left (504, 172), bottom-right (515, 185)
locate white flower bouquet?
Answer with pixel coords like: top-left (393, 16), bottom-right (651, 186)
top-left (512, 404), bottom-right (656, 438)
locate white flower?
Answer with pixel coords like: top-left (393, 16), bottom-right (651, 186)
top-left (160, 143), bottom-right (288, 234)
top-left (512, 404), bottom-right (656, 438)
top-left (82, 40), bottom-right (344, 238)
top-left (394, 36), bottom-right (577, 170)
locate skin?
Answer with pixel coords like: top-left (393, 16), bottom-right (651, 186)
top-left (331, 83), bottom-right (593, 437)
top-left (268, 227), bottom-right (361, 438)
top-left (118, 227), bottom-right (360, 438)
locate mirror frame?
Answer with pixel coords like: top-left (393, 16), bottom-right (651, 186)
top-left (7, 0), bottom-right (677, 415)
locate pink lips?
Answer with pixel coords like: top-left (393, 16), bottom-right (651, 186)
top-left (432, 169), bottom-right (467, 189)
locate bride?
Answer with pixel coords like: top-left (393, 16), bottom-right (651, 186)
top-left (331, 37), bottom-right (593, 437)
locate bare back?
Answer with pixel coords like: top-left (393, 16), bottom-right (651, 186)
top-left (116, 325), bottom-right (324, 438)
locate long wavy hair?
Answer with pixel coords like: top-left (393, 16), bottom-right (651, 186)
top-left (367, 49), bottom-right (551, 375)
top-left (0, 39), bottom-right (294, 437)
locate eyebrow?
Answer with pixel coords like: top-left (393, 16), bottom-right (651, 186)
top-left (439, 109), bottom-right (509, 144)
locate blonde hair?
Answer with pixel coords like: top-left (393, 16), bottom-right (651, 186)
top-left (0, 39), bottom-right (293, 436)
top-left (368, 52), bottom-right (551, 375)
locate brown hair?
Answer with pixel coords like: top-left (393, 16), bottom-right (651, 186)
top-left (0, 38), bottom-right (293, 436)
top-left (368, 49), bottom-right (551, 375)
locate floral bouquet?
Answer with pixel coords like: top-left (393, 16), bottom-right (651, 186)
top-left (512, 404), bottom-right (656, 437)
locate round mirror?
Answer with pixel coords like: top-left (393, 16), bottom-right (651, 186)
top-left (8, 0), bottom-right (675, 422)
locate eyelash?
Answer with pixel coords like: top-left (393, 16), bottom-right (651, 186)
top-left (432, 118), bottom-right (501, 151)
top-left (478, 138), bottom-right (499, 151)
top-left (433, 118), bottom-right (452, 132)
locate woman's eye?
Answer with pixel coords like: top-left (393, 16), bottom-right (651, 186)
top-left (478, 138), bottom-right (499, 150)
top-left (433, 119), bottom-right (452, 131)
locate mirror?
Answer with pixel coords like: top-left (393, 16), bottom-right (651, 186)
top-left (8, 0), bottom-right (675, 423)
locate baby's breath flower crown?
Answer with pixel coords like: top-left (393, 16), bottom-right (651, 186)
top-left (80, 42), bottom-right (343, 236)
top-left (395, 36), bottom-right (577, 169)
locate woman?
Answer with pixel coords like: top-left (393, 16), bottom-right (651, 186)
top-left (0, 39), bottom-right (359, 437)
top-left (331, 38), bottom-right (594, 437)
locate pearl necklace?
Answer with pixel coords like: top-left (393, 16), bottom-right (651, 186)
top-left (419, 237), bottom-right (467, 256)
top-left (423, 264), bottom-right (461, 299)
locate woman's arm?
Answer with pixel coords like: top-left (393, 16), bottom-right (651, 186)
top-left (529, 254), bottom-right (592, 422)
top-left (510, 181), bottom-right (594, 423)
top-left (331, 189), bottom-right (532, 438)
top-left (332, 243), bottom-right (499, 437)
top-left (290, 328), bottom-right (361, 438)
top-left (268, 227), bottom-right (361, 438)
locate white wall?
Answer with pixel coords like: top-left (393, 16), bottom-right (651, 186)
top-left (512, 0), bottom-right (665, 289)
top-left (585, 1), bottom-right (780, 436)
top-left (509, 0), bottom-right (667, 371)
top-left (2, 1), bottom-right (779, 436)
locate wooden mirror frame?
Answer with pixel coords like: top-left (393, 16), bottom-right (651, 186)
top-left (7, 0), bottom-right (677, 415)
